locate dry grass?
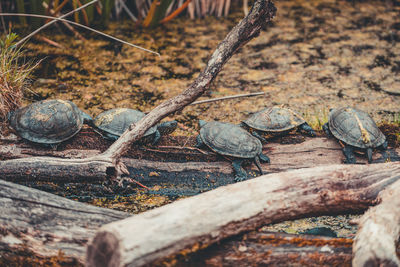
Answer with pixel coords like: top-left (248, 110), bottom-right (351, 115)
top-left (0, 33), bottom-right (39, 121)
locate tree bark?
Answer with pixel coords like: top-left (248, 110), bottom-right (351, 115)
top-left (86, 162), bottom-right (400, 267)
top-left (0, 179), bottom-right (129, 263)
top-left (352, 179), bottom-right (400, 266)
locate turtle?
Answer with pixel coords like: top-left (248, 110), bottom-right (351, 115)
top-left (8, 99), bottom-right (93, 147)
top-left (196, 120), bottom-right (270, 182)
top-left (92, 108), bottom-right (177, 144)
top-left (323, 107), bottom-right (387, 164)
top-left (241, 106), bottom-right (316, 143)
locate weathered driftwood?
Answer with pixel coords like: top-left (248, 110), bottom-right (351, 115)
top-left (1, 137), bottom-right (396, 182)
top-left (353, 179), bottom-right (400, 266)
top-left (0, 179), bottom-right (129, 263)
top-left (86, 162), bottom-right (400, 267)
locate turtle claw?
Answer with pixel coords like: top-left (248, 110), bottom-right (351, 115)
top-left (232, 159), bottom-right (248, 182)
top-left (234, 174), bottom-right (248, 183)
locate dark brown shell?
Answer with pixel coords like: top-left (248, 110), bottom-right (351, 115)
top-left (200, 121), bottom-right (262, 158)
top-left (9, 99), bottom-right (84, 144)
top-left (242, 107), bottom-right (306, 132)
top-left (328, 107), bottom-right (386, 149)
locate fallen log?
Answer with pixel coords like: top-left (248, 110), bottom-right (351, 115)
top-left (353, 179), bottom-right (400, 266)
top-left (86, 161), bottom-right (400, 267)
top-left (1, 137), bottom-right (397, 183)
top-left (0, 179), bottom-right (129, 263)
top-left (0, 156), bottom-right (115, 182)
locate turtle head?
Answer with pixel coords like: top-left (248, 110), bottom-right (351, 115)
top-left (80, 110), bottom-right (94, 125)
top-left (198, 120), bottom-right (207, 128)
top-left (157, 120), bottom-right (178, 136)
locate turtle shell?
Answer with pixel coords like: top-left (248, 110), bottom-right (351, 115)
top-left (242, 107), bottom-right (306, 132)
top-left (328, 107), bottom-right (386, 149)
top-left (200, 121), bottom-right (262, 158)
top-left (9, 99), bottom-right (84, 144)
top-left (94, 108), bottom-right (157, 138)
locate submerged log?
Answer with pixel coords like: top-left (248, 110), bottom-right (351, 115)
top-left (86, 162), bottom-right (400, 267)
top-left (353, 179), bottom-right (400, 266)
top-left (0, 179), bottom-right (129, 263)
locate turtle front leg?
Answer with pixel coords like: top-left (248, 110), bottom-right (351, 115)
top-left (232, 159), bottom-right (248, 182)
top-left (343, 145), bottom-right (357, 164)
top-left (151, 130), bottom-right (161, 145)
top-left (47, 143), bottom-right (59, 150)
top-left (251, 131), bottom-right (268, 143)
top-left (322, 123), bottom-right (332, 137)
top-left (299, 122), bottom-right (316, 137)
top-left (195, 135), bottom-right (204, 148)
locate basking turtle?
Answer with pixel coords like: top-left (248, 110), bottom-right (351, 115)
top-left (241, 106), bottom-right (316, 143)
top-left (93, 108), bottom-right (177, 144)
top-left (8, 99), bottom-right (93, 147)
top-left (323, 107), bottom-right (387, 164)
top-left (196, 120), bottom-right (270, 182)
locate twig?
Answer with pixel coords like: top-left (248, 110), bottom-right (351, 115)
top-left (34, 35), bottom-right (65, 49)
top-left (124, 177), bottom-right (151, 190)
top-left (118, 0), bottom-right (138, 22)
top-left (15, 0), bottom-right (98, 47)
top-left (45, 0), bottom-right (69, 23)
top-left (190, 92), bottom-right (265, 105)
top-left (0, 13), bottom-right (160, 56)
